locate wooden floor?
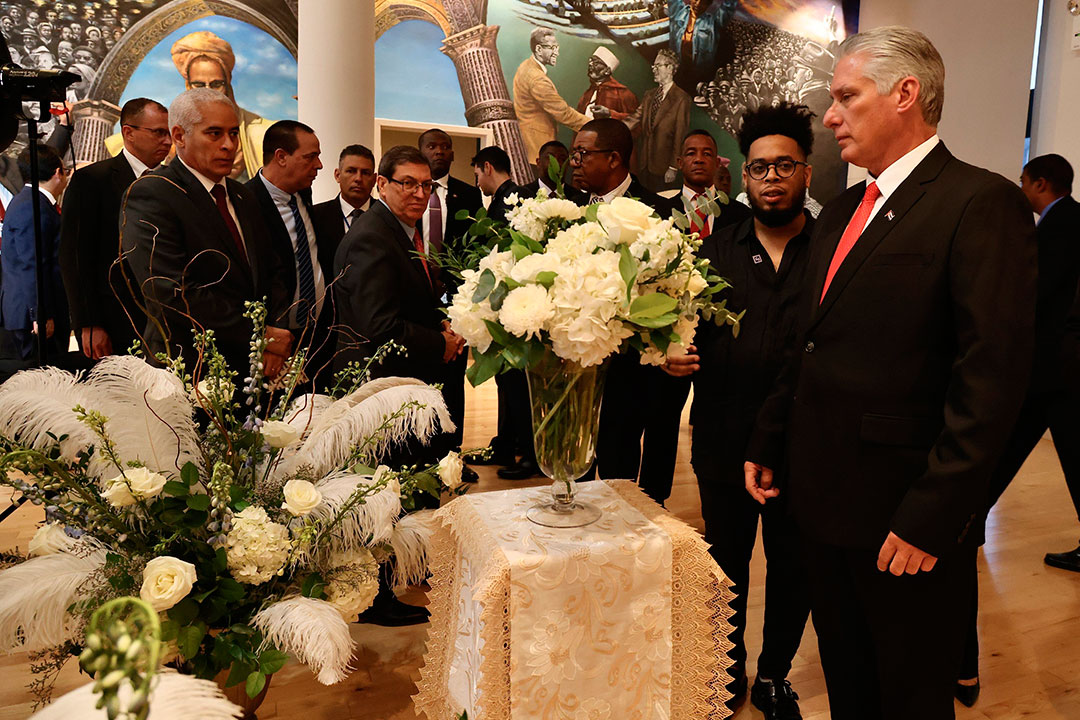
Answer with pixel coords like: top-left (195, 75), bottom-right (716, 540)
top-left (2, 381), bottom-right (1079, 719)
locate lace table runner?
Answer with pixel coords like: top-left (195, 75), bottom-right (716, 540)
top-left (415, 480), bottom-right (736, 720)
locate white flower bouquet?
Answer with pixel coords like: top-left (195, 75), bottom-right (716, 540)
top-left (0, 302), bottom-right (467, 706)
top-left (447, 189), bottom-right (742, 385)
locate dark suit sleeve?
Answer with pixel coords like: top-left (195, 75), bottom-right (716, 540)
top-left (889, 179), bottom-right (1037, 555)
top-left (335, 231), bottom-right (445, 363)
top-left (59, 168), bottom-right (106, 329)
top-left (120, 179), bottom-right (259, 345)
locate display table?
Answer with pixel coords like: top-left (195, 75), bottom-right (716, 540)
top-left (414, 480), bottom-right (736, 720)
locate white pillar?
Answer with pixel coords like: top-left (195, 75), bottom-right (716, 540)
top-left (297, 0), bottom-right (375, 203)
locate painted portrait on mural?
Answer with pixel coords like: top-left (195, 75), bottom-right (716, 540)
top-left (0, 0), bottom-right (296, 172)
top-left (374, 0), bottom-right (856, 201)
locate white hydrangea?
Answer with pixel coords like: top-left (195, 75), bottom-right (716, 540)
top-left (546, 222), bottom-right (610, 262)
top-left (447, 270), bottom-right (497, 353)
top-left (323, 547), bottom-right (379, 622)
top-left (548, 314), bottom-right (633, 368)
top-left (477, 250), bottom-right (516, 283)
top-left (500, 285), bottom-right (556, 339)
top-left (509, 251), bottom-right (564, 285)
top-left (225, 506), bottom-right (291, 585)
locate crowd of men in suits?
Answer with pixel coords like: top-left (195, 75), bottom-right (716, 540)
top-left (2, 23), bottom-right (1080, 720)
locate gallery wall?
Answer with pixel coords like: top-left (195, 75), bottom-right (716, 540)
top-left (1030, 0), bottom-right (1080, 167)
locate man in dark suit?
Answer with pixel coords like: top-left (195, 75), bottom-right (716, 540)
top-left (659, 130), bottom-right (752, 232)
top-left (247, 120), bottom-right (338, 391)
top-left (625, 49), bottom-right (690, 192)
top-left (0, 145), bottom-right (68, 366)
top-left (310, 144), bottom-right (376, 252)
top-left (667, 106), bottom-right (817, 718)
top-left (470, 146), bottom-right (518, 222)
top-left (570, 118), bottom-right (678, 500)
top-left (743, 28), bottom-right (1036, 720)
top-left (418, 128), bottom-right (482, 480)
top-left (121, 88), bottom-right (292, 380)
top-left (60, 98), bottom-right (171, 362)
top-left (518, 140), bottom-right (587, 205)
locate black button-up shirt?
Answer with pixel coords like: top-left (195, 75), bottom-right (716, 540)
top-left (690, 211), bottom-right (815, 484)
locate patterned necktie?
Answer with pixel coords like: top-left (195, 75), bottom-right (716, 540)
top-left (413, 225), bottom-right (432, 288)
top-left (427, 187), bottom-right (443, 253)
top-left (688, 193), bottom-right (709, 237)
top-left (820, 181), bottom-right (882, 303)
top-left (288, 195), bottom-right (317, 322)
top-left (209, 184), bottom-right (246, 265)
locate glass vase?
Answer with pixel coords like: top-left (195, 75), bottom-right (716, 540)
top-left (524, 350), bottom-right (609, 528)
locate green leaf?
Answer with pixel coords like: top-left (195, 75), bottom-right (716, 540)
top-left (186, 494), bottom-right (211, 511)
top-left (217, 578), bottom-right (246, 602)
top-left (180, 462), bottom-right (199, 487)
top-left (503, 277), bottom-right (523, 290)
top-left (489, 282), bottom-right (510, 312)
top-left (225, 661), bottom-right (251, 688)
top-left (632, 312), bottom-right (679, 329)
top-left (618, 244), bottom-right (637, 303)
top-left (301, 572), bottom-right (327, 599)
top-left (214, 547), bottom-right (228, 573)
top-left (629, 293), bottom-right (679, 319)
top-left (482, 319), bottom-right (514, 347)
top-left (246, 670), bottom-right (267, 698)
top-left (466, 347), bottom-right (502, 387)
top-left (168, 598), bottom-right (199, 627)
top-left (650, 329), bottom-right (672, 354)
top-left (472, 269), bottom-right (496, 303)
top-left (159, 620), bottom-right (179, 643)
top-left (454, 208), bottom-right (469, 221)
top-left (259, 649), bottom-right (290, 676)
top-left (534, 271), bottom-right (557, 289)
top-left (510, 242), bottom-right (532, 261)
top-left (501, 344), bottom-right (527, 369)
top-left (160, 508), bottom-right (186, 525)
top-left (177, 623), bottom-right (207, 660)
top-left (162, 480), bottom-right (189, 497)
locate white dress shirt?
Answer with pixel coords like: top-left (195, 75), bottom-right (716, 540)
top-left (681, 184), bottom-right (711, 234)
top-left (421, 175), bottom-right (450, 254)
top-left (177, 156), bottom-right (246, 252)
top-left (865, 134), bottom-right (940, 225)
top-left (339, 195), bottom-right (369, 232)
top-left (122, 147), bottom-right (151, 178)
top-left (258, 172), bottom-right (326, 328)
top-left (593, 172), bottom-right (633, 204)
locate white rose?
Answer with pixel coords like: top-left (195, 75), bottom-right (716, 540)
top-left (102, 467), bottom-right (168, 507)
top-left (499, 285), bottom-right (556, 339)
top-left (28, 523), bottom-right (73, 556)
top-left (438, 451), bottom-right (464, 490)
top-left (140, 556), bottom-right (197, 612)
top-left (596, 196), bottom-right (658, 245)
top-left (262, 420), bottom-right (301, 448)
top-left (282, 478), bottom-right (322, 516)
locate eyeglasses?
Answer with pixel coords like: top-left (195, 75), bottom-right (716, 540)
top-left (386, 177), bottom-right (434, 194)
top-left (537, 43), bottom-right (559, 51)
top-left (746, 159), bottom-right (807, 180)
top-left (124, 124), bottom-right (171, 139)
top-left (190, 80), bottom-right (227, 90)
top-left (569, 148), bottom-right (613, 164)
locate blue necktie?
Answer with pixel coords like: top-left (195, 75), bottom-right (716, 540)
top-left (288, 195), bottom-right (317, 323)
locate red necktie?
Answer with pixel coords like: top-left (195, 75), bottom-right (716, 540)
top-left (820, 181), bottom-right (881, 303)
top-left (413, 226), bottom-right (432, 288)
top-left (688, 192), bottom-right (709, 237)
top-left (210, 184), bottom-right (247, 264)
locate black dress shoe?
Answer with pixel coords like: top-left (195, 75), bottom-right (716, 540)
top-left (497, 458), bottom-right (542, 480)
top-left (954, 680), bottom-right (980, 707)
top-left (461, 465), bottom-right (479, 483)
top-left (751, 677), bottom-right (802, 720)
top-left (356, 595), bottom-right (430, 627)
top-left (725, 672), bottom-right (748, 711)
top-left (464, 439), bottom-right (515, 466)
top-left (1045, 543), bottom-right (1080, 572)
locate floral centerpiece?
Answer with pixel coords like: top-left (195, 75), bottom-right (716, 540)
top-left (445, 184), bottom-right (740, 526)
top-left (0, 302), bottom-right (466, 708)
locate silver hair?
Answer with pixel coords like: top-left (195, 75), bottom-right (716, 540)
top-left (837, 25), bottom-right (945, 126)
top-left (530, 27), bottom-right (555, 52)
top-left (168, 87), bottom-right (238, 134)
top-left (655, 48), bottom-right (679, 72)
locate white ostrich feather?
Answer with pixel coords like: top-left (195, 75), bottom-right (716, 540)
top-left (85, 355), bottom-right (199, 476)
top-left (292, 383), bottom-right (454, 477)
top-left (0, 548), bottom-right (107, 652)
top-left (389, 509), bottom-right (436, 592)
top-left (309, 470), bottom-right (402, 547)
top-left (252, 596), bottom-right (354, 685)
top-left (282, 393), bottom-right (336, 438)
top-left (30, 669), bottom-right (242, 720)
top-left (0, 367), bottom-right (99, 465)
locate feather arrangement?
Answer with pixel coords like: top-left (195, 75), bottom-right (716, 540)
top-left (0, 367), bottom-right (100, 467)
top-left (252, 596), bottom-right (354, 685)
top-left (0, 548), bottom-right (107, 652)
top-left (85, 356), bottom-right (200, 476)
top-left (29, 669), bottom-right (243, 720)
top-left (309, 470), bottom-right (402, 548)
top-left (281, 392), bottom-right (336, 440)
top-left (388, 509), bottom-right (437, 592)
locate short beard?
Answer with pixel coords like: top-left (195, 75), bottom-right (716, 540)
top-left (749, 186), bottom-right (807, 228)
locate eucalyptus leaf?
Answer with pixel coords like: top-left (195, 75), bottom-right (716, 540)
top-left (472, 269), bottom-right (496, 303)
top-left (489, 282), bottom-right (510, 312)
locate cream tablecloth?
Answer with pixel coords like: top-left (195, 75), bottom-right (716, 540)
top-left (414, 480), bottom-right (736, 720)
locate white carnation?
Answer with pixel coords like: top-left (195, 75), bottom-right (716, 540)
top-left (102, 467), bottom-right (168, 508)
top-left (533, 197), bottom-right (584, 223)
top-left (225, 506), bottom-right (291, 584)
top-left (282, 478), bottom-right (322, 516)
top-left (438, 451), bottom-right (464, 490)
top-left (499, 285), bottom-right (555, 339)
top-left (140, 556), bottom-right (197, 612)
top-left (262, 420), bottom-right (301, 448)
top-left (28, 523), bottom-right (73, 556)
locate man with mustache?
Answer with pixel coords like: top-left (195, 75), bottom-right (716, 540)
top-left (311, 144), bottom-right (377, 250)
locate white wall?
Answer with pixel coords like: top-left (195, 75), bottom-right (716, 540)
top-left (853, 0), bottom-right (1040, 182)
top-left (1030, 0), bottom-right (1080, 167)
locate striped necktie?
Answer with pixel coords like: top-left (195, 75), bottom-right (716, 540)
top-left (288, 195), bottom-right (317, 323)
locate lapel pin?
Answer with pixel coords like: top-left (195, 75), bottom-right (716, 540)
top-left (752, 254), bottom-right (763, 264)
top-left (885, 210), bottom-right (895, 221)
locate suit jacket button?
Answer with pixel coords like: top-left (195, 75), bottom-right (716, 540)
top-left (805, 341), bottom-right (815, 353)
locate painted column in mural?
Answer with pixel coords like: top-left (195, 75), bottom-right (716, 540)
top-left (70, 101), bottom-right (121, 167)
top-left (441, 24), bottom-right (532, 185)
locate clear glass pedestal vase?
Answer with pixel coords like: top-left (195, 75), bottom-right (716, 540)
top-left (524, 351), bottom-right (609, 528)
